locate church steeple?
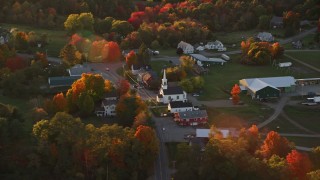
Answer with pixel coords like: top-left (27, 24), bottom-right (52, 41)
top-left (161, 69), bottom-right (168, 90)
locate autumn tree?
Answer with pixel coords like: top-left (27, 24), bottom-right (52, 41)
top-left (286, 150), bottom-right (312, 180)
top-left (116, 93), bottom-right (147, 127)
top-left (14, 31), bottom-right (29, 50)
top-left (137, 43), bottom-right (150, 66)
top-left (258, 131), bottom-right (293, 159)
top-left (66, 73), bottom-right (106, 114)
top-left (239, 125), bottom-right (261, 154)
top-left (311, 146), bottom-right (320, 169)
top-left (134, 125), bottom-right (159, 169)
top-left (180, 55), bottom-right (194, 73)
top-left (132, 111), bottom-right (148, 129)
top-left (231, 84), bottom-right (241, 105)
top-left (264, 155), bottom-right (290, 179)
top-left (32, 112), bottom-right (86, 177)
top-left (101, 41), bottom-right (121, 62)
top-left (118, 79), bottom-right (130, 96)
top-left (59, 44), bottom-right (82, 66)
top-left (64, 13), bottom-right (94, 34)
top-left (52, 93), bottom-right (67, 112)
top-left (125, 50), bottom-right (137, 68)
top-left (5, 56), bottom-right (27, 72)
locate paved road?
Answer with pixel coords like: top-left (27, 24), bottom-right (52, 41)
top-left (153, 115), bottom-right (170, 180)
top-left (257, 95), bottom-right (290, 129)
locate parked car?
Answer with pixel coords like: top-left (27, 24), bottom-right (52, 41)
top-left (192, 93), bottom-right (200, 97)
top-left (105, 67), bottom-right (109, 71)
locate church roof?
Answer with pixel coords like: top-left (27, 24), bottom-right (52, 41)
top-left (163, 86), bottom-right (184, 95)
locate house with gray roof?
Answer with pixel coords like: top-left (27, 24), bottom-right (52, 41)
top-left (173, 110), bottom-right (208, 126)
top-left (177, 41), bottom-right (194, 54)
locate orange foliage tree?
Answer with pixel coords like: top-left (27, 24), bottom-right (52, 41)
top-left (258, 131), bottom-right (293, 159)
top-left (231, 84), bottom-right (241, 105)
top-left (52, 92), bottom-right (67, 112)
top-left (134, 125), bottom-right (159, 167)
top-left (102, 41), bottom-right (121, 62)
top-left (286, 150), bottom-right (312, 180)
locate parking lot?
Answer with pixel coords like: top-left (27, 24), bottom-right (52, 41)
top-left (153, 115), bottom-right (196, 143)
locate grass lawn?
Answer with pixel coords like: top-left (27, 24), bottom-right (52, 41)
top-left (200, 54), bottom-right (317, 100)
top-left (286, 51), bottom-right (320, 69)
top-left (214, 29), bottom-right (258, 45)
top-left (207, 100), bottom-right (274, 128)
top-left (150, 106), bottom-right (169, 117)
top-left (159, 48), bottom-right (177, 56)
top-left (150, 60), bottom-right (172, 76)
top-left (1, 23), bottom-right (68, 57)
top-left (283, 105), bottom-right (320, 133)
top-left (286, 137), bottom-right (320, 148)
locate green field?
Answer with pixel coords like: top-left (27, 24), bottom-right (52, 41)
top-left (200, 54), bottom-right (317, 100)
top-left (283, 105), bottom-right (320, 133)
top-left (1, 23), bottom-right (68, 57)
top-left (264, 115), bottom-right (307, 134)
top-left (286, 51), bottom-right (320, 69)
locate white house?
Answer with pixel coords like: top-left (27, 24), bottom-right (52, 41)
top-left (101, 100), bottom-right (117, 117)
top-left (131, 64), bottom-right (143, 75)
top-left (157, 70), bottom-right (187, 104)
top-left (257, 32), bottom-right (274, 42)
top-left (205, 40), bottom-right (224, 50)
top-left (96, 92), bottom-right (118, 117)
top-left (168, 101), bottom-right (193, 113)
top-left (177, 41), bottom-right (194, 54)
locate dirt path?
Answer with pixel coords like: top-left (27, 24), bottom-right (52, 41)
top-left (257, 96), bottom-right (289, 129)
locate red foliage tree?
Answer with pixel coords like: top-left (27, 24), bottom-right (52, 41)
top-left (286, 150), bottom-right (312, 180)
top-left (118, 79), bottom-right (130, 96)
top-left (259, 131), bottom-right (293, 158)
top-left (102, 41), bottom-right (121, 62)
top-left (134, 125), bottom-right (159, 158)
top-left (5, 56), bottom-right (27, 72)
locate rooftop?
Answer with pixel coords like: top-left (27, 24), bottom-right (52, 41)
top-left (176, 110), bottom-right (208, 119)
top-left (242, 76), bottom-right (296, 88)
top-left (163, 86), bottom-right (185, 95)
top-left (169, 101), bottom-right (193, 108)
top-left (48, 76), bottom-right (81, 88)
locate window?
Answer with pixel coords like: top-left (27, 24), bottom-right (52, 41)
top-left (177, 96), bottom-right (179, 99)
top-left (168, 96), bottom-right (171, 100)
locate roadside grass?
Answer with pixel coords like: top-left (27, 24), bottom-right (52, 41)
top-left (200, 54), bottom-right (317, 100)
top-left (286, 136), bottom-right (320, 148)
top-left (2, 23), bottom-right (68, 57)
top-left (207, 100), bottom-right (274, 128)
top-left (286, 51), bottom-right (320, 69)
top-left (283, 105), bottom-right (320, 133)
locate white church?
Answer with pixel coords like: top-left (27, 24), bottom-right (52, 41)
top-left (156, 70), bottom-right (187, 104)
